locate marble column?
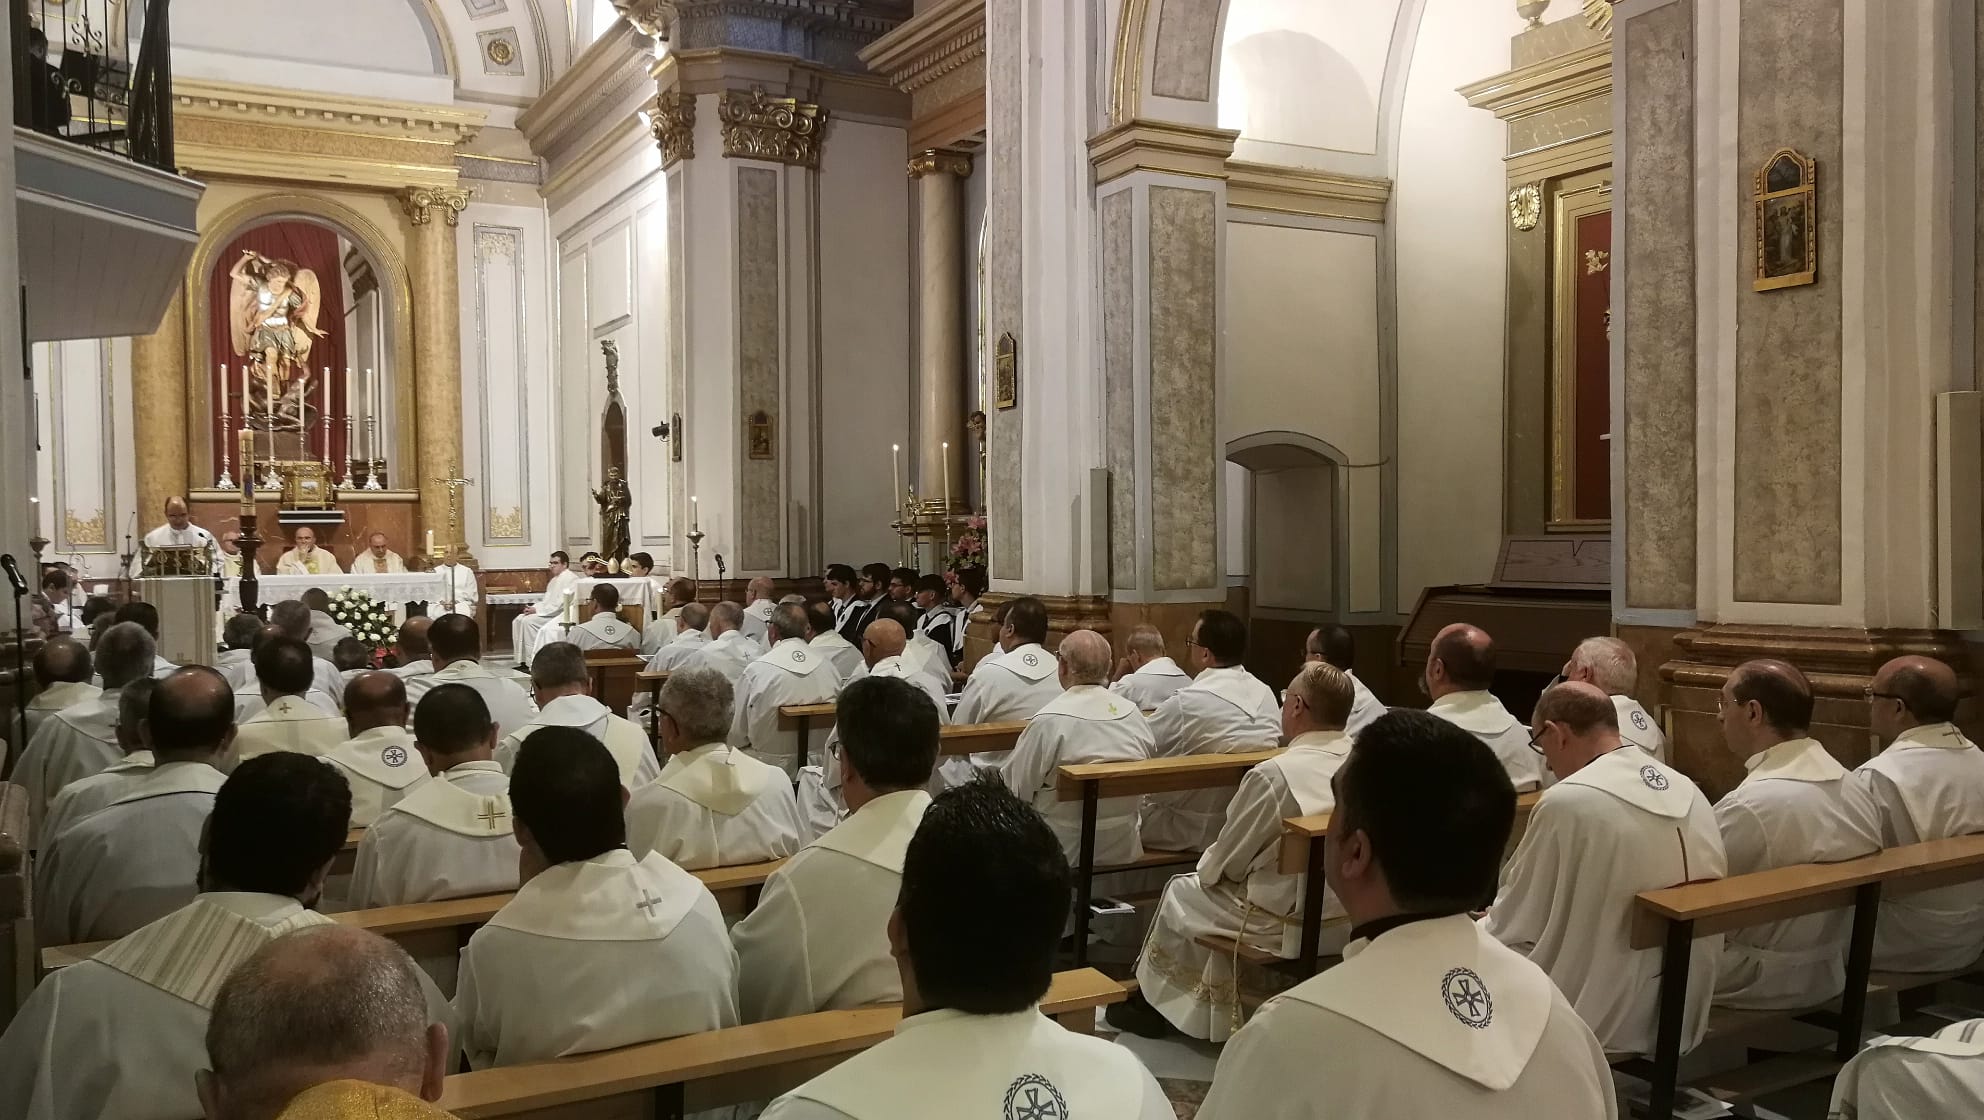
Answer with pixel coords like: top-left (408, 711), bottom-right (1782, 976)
top-left (910, 149), bottom-right (971, 511)
top-left (400, 186), bottom-right (471, 556)
top-left (130, 285), bottom-right (188, 525)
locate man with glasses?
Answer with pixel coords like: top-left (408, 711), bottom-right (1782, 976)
top-left (1422, 624), bottom-right (1541, 792)
top-left (629, 666), bottom-right (801, 870)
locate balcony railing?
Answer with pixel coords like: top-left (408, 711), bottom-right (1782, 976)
top-left (11, 0), bottom-right (173, 171)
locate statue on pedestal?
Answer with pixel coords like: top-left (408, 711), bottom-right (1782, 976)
top-left (594, 467), bottom-right (632, 567)
top-left (598, 338), bottom-right (632, 569)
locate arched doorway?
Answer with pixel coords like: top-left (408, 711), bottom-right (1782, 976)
top-left (1226, 433), bottom-right (1346, 690)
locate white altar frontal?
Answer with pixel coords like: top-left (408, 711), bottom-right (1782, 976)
top-left (235, 573), bottom-right (448, 604)
top-left (139, 577), bottom-right (218, 668)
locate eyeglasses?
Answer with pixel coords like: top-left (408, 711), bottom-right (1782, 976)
top-left (1866, 687), bottom-right (1906, 704)
top-left (1527, 730), bottom-right (1546, 756)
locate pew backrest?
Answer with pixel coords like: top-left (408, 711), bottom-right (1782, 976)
top-left (0, 783), bottom-right (28, 1019)
top-left (937, 721), bottom-right (1028, 758)
top-left (1277, 789), bottom-right (1544, 875)
top-left (1054, 750), bottom-right (1282, 802)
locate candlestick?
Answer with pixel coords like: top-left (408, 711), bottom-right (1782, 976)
top-left (942, 440), bottom-right (953, 555)
top-left (239, 362), bottom-right (250, 429)
top-left (891, 444), bottom-right (902, 514)
top-left (691, 495), bottom-right (699, 531)
top-left (216, 365), bottom-right (234, 489)
top-left (426, 529), bottom-right (435, 555)
top-left (239, 428), bottom-right (255, 507)
top-left (319, 367), bottom-right (332, 471)
top-left (340, 416), bottom-right (356, 489)
top-left (366, 367), bottom-right (377, 461)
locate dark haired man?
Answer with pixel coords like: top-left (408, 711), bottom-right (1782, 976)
top-left (1142, 609), bottom-right (1281, 852)
top-left (498, 641), bottom-right (658, 791)
top-left (510, 549), bottom-right (578, 667)
top-left (837, 563), bottom-right (892, 643)
top-left (823, 563), bottom-right (860, 637)
top-left (454, 728), bottom-right (736, 1068)
top-left (910, 573), bottom-right (961, 664)
top-left (235, 636), bottom-right (345, 757)
top-left (1422, 623), bottom-right (1540, 791)
top-left (570, 584), bottom-right (639, 652)
top-left (1305, 623), bottom-right (1384, 736)
top-left (806, 598), bottom-right (866, 683)
top-left (406, 614), bottom-right (538, 740)
top-left (0, 752), bottom-right (352, 1120)
top-left (1712, 659), bottom-right (1880, 1008)
top-left (732, 676), bottom-right (939, 1022)
top-left (763, 778), bottom-right (1170, 1119)
top-left (22, 635), bottom-right (97, 748)
top-left (1851, 655), bottom-right (1984, 971)
top-left (266, 600), bottom-right (349, 704)
top-left (638, 573), bottom-right (697, 657)
top-left (1484, 682), bottom-right (1724, 1057)
top-left (952, 596), bottom-right (1062, 770)
top-left (1197, 710), bottom-right (1616, 1119)
top-left (18, 621), bottom-right (153, 835)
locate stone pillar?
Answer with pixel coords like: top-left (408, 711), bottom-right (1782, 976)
top-left (399, 186), bottom-right (471, 553)
top-left (130, 285), bottom-right (188, 526)
top-left (909, 149), bottom-right (971, 510)
top-left (0, 8), bottom-right (27, 634)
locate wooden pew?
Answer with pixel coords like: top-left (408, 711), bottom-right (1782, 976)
top-left (0, 783), bottom-right (27, 1022)
top-left (1053, 750), bottom-right (1282, 966)
top-left (585, 652), bottom-right (647, 720)
top-left (437, 968), bottom-right (1128, 1118)
top-left (638, 670), bottom-right (669, 742)
top-left (937, 721), bottom-right (1027, 758)
top-left (777, 702), bottom-right (837, 771)
top-left (1627, 833), bottom-right (1984, 1120)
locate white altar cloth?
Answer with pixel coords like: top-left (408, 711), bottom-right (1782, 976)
top-left (234, 573), bottom-right (447, 604)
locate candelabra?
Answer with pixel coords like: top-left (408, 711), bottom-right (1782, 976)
top-left (216, 397), bottom-right (235, 489)
top-left (339, 416), bottom-right (357, 490)
top-left (262, 420), bottom-right (282, 491)
top-left (367, 458), bottom-right (386, 491)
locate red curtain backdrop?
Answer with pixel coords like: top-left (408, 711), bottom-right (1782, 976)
top-left (1572, 210), bottom-right (1613, 523)
top-left (207, 221), bottom-right (349, 476)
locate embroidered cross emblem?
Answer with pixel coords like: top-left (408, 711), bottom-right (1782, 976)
top-left (1441, 967), bottom-right (1494, 1029)
top-left (476, 802), bottom-right (509, 829)
top-left (1022, 653), bottom-right (1040, 668)
top-left (634, 891), bottom-right (664, 919)
top-left (1640, 764), bottom-right (1670, 791)
top-left (382, 746), bottom-right (408, 767)
top-left (1002, 1074), bottom-right (1068, 1120)
top-left (793, 650), bottom-right (807, 662)
top-left (1631, 710), bottom-right (1650, 731)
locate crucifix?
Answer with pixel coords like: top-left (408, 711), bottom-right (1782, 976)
top-left (475, 802), bottom-right (508, 829)
top-left (431, 464), bottom-right (475, 554)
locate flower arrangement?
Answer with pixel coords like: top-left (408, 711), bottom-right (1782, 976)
top-left (328, 589), bottom-right (396, 654)
top-left (947, 515), bottom-right (988, 574)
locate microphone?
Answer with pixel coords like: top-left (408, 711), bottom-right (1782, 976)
top-left (0, 554), bottom-right (25, 595)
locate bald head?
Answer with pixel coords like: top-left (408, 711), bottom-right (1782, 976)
top-left (747, 576), bottom-right (775, 602)
top-left (1057, 630), bottom-right (1113, 687)
top-left (1728, 659), bottom-right (1813, 735)
top-left (863, 618), bottom-right (907, 664)
top-left (679, 601), bottom-right (710, 632)
top-left (1429, 623), bottom-right (1496, 693)
top-left (164, 496), bottom-right (190, 529)
top-left (396, 617), bottom-right (431, 662)
top-left (1126, 624), bottom-right (1166, 660)
top-left (151, 666), bottom-right (238, 761)
top-left (344, 671), bottom-right (409, 736)
top-left (709, 601), bottom-right (744, 635)
top-left (33, 636), bottom-right (91, 686)
top-left (1875, 656), bottom-right (1961, 726)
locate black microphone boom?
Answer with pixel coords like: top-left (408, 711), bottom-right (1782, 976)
top-left (0, 553), bottom-right (25, 594)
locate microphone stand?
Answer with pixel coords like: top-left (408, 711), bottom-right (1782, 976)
top-left (714, 554), bottom-right (728, 604)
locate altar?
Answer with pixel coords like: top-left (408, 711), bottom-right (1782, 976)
top-left (238, 571), bottom-right (448, 604)
top-left (188, 490), bottom-right (420, 572)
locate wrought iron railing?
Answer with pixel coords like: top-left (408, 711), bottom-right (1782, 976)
top-left (11, 0), bottom-right (173, 171)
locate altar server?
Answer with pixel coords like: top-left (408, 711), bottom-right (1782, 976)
top-left (323, 671), bottom-right (427, 827)
top-left (1140, 610), bottom-right (1281, 853)
top-left (806, 599), bottom-right (866, 683)
top-left (644, 601), bottom-right (711, 672)
top-left (275, 526), bottom-right (344, 576)
top-left (731, 601), bottom-right (842, 775)
top-left (1000, 630), bottom-right (1152, 866)
top-left (1118, 661), bottom-right (1356, 1042)
top-left (17, 621), bottom-right (152, 838)
top-left (567, 584), bottom-right (640, 652)
top-left (911, 574), bottom-right (961, 659)
top-left (629, 666), bottom-right (803, 869)
top-left (348, 684), bottom-right (520, 908)
top-left (269, 600), bottom-right (349, 704)
top-left (951, 595), bottom-right (1062, 754)
top-left (1851, 656), bottom-right (1984, 972)
top-left (1109, 624), bottom-right (1190, 711)
top-left (404, 615), bottom-right (536, 741)
top-left (1484, 682), bottom-right (1725, 1057)
top-left (39, 679), bottom-right (158, 847)
top-left (1196, 710), bottom-right (1617, 1120)
top-left (1564, 635), bottom-right (1667, 762)
top-left (234, 637), bottom-right (346, 758)
top-left (496, 641), bottom-right (658, 791)
top-left (762, 778), bottom-right (1172, 1120)
top-left (348, 531), bottom-right (408, 574)
top-left (731, 676), bottom-right (938, 1022)
top-left (0, 753), bottom-right (353, 1120)
top-left (454, 729), bottom-right (738, 1068)
top-left (1305, 624), bottom-right (1385, 736)
top-left (1713, 659), bottom-right (1881, 1008)
top-left (141, 495), bottom-right (219, 553)
top-left (432, 555), bottom-right (480, 619)
top-left (36, 667), bottom-right (239, 946)
top-left (797, 621), bottom-right (951, 842)
top-left (687, 601), bottom-right (760, 684)
top-left (1830, 1019), bottom-right (1984, 1120)
top-left (509, 550), bottom-right (578, 667)
top-left (1423, 623), bottom-right (1542, 791)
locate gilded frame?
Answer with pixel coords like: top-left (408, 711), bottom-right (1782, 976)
top-left (1753, 147), bottom-right (1817, 292)
top-left (1549, 169), bottom-right (1614, 531)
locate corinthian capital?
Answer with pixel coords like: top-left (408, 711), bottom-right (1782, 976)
top-left (401, 186), bottom-right (473, 227)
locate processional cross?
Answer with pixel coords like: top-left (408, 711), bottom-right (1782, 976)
top-left (432, 464), bottom-right (476, 547)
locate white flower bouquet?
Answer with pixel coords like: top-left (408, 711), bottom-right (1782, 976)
top-left (328, 589), bottom-right (397, 653)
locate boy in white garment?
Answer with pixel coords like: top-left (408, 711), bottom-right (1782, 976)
top-left (627, 665), bottom-right (803, 870)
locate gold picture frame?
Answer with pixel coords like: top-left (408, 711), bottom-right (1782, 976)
top-left (747, 410), bottom-right (776, 461)
top-left (994, 332), bottom-right (1018, 410)
top-left (1754, 148), bottom-right (1817, 292)
top-left (1549, 170), bottom-right (1614, 532)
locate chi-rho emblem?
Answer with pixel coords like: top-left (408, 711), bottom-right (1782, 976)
top-left (1630, 710), bottom-right (1650, 731)
top-left (1003, 1073), bottom-right (1068, 1120)
top-left (1441, 967), bottom-right (1493, 1029)
top-left (792, 650), bottom-right (807, 663)
top-left (1022, 652), bottom-right (1040, 668)
top-left (1640, 765), bottom-right (1670, 791)
top-left (382, 745), bottom-right (408, 767)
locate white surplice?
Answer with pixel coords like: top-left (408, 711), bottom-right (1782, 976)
top-left (16, 685), bottom-right (123, 841)
top-left (227, 656), bottom-right (345, 709)
top-left (306, 610), bottom-right (354, 661)
top-left (762, 1007), bottom-right (1172, 1120)
top-left (809, 630), bottom-right (867, 686)
top-left (1427, 690), bottom-right (1544, 791)
top-left (235, 695), bottom-right (349, 759)
top-left (35, 761), bottom-right (229, 945)
top-left (1197, 915), bottom-right (1618, 1120)
top-left (142, 522), bottom-right (218, 551)
top-left (951, 643), bottom-right (1063, 778)
top-left (1344, 670), bottom-right (1385, 737)
top-left (628, 743), bottom-right (804, 870)
top-left (214, 647), bottom-right (257, 693)
top-left (275, 547), bottom-right (344, 576)
top-left (798, 656), bottom-right (951, 843)
top-left (1714, 737), bottom-right (1882, 1009)
top-left (1850, 722), bottom-right (1984, 972)
top-left (999, 686), bottom-right (1153, 866)
top-left (21, 680), bottom-right (100, 749)
top-left (1614, 694), bottom-right (1668, 762)
top-left (569, 610), bottom-right (640, 652)
top-left (742, 598), bottom-right (775, 644)
top-left (1484, 746), bottom-right (1726, 1056)
top-left (645, 628), bottom-right (710, 672)
top-left (349, 550), bottom-right (408, 574)
top-left (1831, 1018), bottom-right (1984, 1120)
top-left (687, 629), bottom-right (761, 685)
top-left (731, 638), bottom-right (843, 776)
top-left (391, 658), bottom-right (435, 680)
top-left (38, 750), bottom-right (154, 848)
top-left (494, 693), bottom-right (660, 792)
top-left (1110, 656), bottom-right (1191, 711)
top-left (431, 562), bottom-right (480, 617)
top-left (405, 659), bottom-right (539, 743)
top-left (453, 849), bottom-right (739, 1069)
top-left (348, 759), bottom-right (520, 908)
top-left (1136, 730), bottom-right (1352, 1042)
top-left (322, 726), bottom-right (428, 827)
top-left (731, 788), bottom-right (931, 1023)
top-left (1139, 667), bottom-right (1282, 854)
top-left (510, 569), bottom-right (580, 663)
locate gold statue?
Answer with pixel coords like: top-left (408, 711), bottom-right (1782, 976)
top-left (229, 248), bottom-right (328, 430)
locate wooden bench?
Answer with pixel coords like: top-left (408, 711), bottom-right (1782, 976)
top-left (777, 702), bottom-right (838, 771)
top-left (585, 652), bottom-right (647, 721)
top-left (638, 670), bottom-right (669, 742)
top-left (0, 783), bottom-right (27, 1022)
top-left (937, 721), bottom-right (1028, 758)
top-left (437, 967), bottom-right (1128, 1118)
top-left (1053, 750), bottom-right (1283, 966)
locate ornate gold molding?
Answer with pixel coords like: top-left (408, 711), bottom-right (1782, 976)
top-left (64, 508), bottom-right (106, 548)
top-left (1458, 41), bottom-right (1611, 125)
top-left (172, 78), bottom-right (483, 190)
top-left (401, 186), bottom-right (473, 227)
top-left (718, 87), bottom-right (829, 169)
top-left (861, 0), bottom-right (986, 96)
top-left (1225, 162), bottom-right (1391, 223)
top-left (487, 506), bottom-right (525, 539)
top-left (1509, 184), bottom-right (1542, 231)
top-left (1087, 118), bottom-right (1239, 186)
top-left (651, 89), bottom-right (697, 168)
top-left (908, 149), bottom-right (973, 179)
top-left (1108, 0), bottom-right (1154, 126)
top-left (612, 0), bottom-right (673, 38)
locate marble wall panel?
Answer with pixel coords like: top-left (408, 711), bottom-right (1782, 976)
top-left (1510, 94), bottom-right (1612, 154)
top-left (736, 166), bottom-right (782, 573)
top-left (472, 225), bottom-right (530, 545)
top-left (1150, 0), bottom-right (1222, 101)
top-left (987, 0), bottom-right (1023, 579)
top-left (667, 168), bottom-right (689, 573)
top-left (1102, 190), bottom-right (1137, 590)
top-left (1148, 186), bottom-right (1219, 591)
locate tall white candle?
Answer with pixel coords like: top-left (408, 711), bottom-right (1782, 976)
top-left (942, 441), bottom-right (952, 513)
top-left (238, 363), bottom-right (247, 423)
top-left (426, 529), bottom-right (435, 554)
top-left (691, 495), bottom-right (699, 530)
top-left (891, 444), bottom-right (902, 513)
top-left (344, 367), bottom-right (354, 458)
top-left (320, 367), bottom-right (330, 459)
top-left (366, 367), bottom-right (376, 460)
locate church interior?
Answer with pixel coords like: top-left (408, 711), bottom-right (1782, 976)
top-left (2, 0), bottom-right (1984, 1115)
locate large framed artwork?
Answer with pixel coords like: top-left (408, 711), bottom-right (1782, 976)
top-left (1549, 170), bottom-right (1613, 530)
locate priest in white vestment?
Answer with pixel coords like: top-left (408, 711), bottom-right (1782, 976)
top-left (268, 600), bottom-right (351, 706)
top-left (300, 588), bottom-right (355, 661)
top-left (762, 779), bottom-right (1172, 1120)
top-left (732, 676), bottom-right (938, 1022)
top-left (139, 495), bottom-right (219, 561)
top-left (495, 641), bottom-right (659, 791)
top-left (1123, 662), bottom-right (1358, 1042)
top-left (1110, 624), bottom-right (1191, 711)
top-left (349, 532), bottom-right (408, 574)
top-left (215, 613), bottom-right (265, 694)
top-left (37, 666), bottom-right (240, 946)
top-left (567, 584), bottom-right (641, 652)
top-left (687, 602), bottom-right (762, 684)
top-left (276, 526), bottom-right (345, 576)
top-left (1422, 623), bottom-right (1543, 791)
top-left (951, 596), bottom-right (1063, 777)
top-left (1304, 624), bottom-right (1386, 736)
top-left (1484, 682), bottom-right (1726, 1057)
top-left (389, 617), bottom-right (436, 679)
top-left (806, 599), bottom-right (867, 684)
top-left (1850, 655), bottom-right (1984, 972)
top-left (1711, 659), bottom-right (1882, 1008)
top-left (324, 671), bottom-right (429, 828)
top-left (731, 601), bottom-right (843, 776)
top-left (349, 683), bottom-right (521, 908)
top-left (1197, 708), bottom-right (1617, 1120)
top-left (22, 636), bottom-right (99, 749)
top-left (16, 621), bottom-right (153, 839)
top-left (1563, 635), bottom-right (1668, 762)
top-left (797, 631), bottom-right (952, 844)
top-left (107, 600), bottom-right (179, 680)
top-left (0, 752), bottom-right (358, 1120)
top-left (637, 572), bottom-right (694, 656)
top-left (509, 551), bottom-right (578, 667)
top-left (234, 636), bottom-right (349, 758)
top-left (740, 576), bottom-right (777, 644)
top-left (866, 596), bottom-right (954, 700)
top-left (431, 559), bottom-right (480, 619)
top-left (454, 729), bottom-right (738, 1067)
top-left (1830, 1018), bottom-right (1984, 1120)
top-left (1140, 610), bottom-right (1282, 853)
top-left (403, 614), bottom-right (538, 741)
top-left (645, 601), bottom-right (712, 672)
top-left (39, 679), bottom-right (158, 847)
top-left (999, 630), bottom-right (1152, 866)
top-left (629, 666), bottom-right (804, 869)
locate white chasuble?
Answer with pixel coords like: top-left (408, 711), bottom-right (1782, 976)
top-left (405, 660), bottom-right (538, 743)
top-left (495, 694), bottom-right (660, 792)
top-left (38, 750), bottom-right (155, 849)
top-left (628, 743), bottom-right (804, 870)
top-left (454, 849), bottom-right (738, 1069)
top-left (1714, 738), bottom-right (1881, 1009)
top-left (22, 680), bottom-right (100, 748)
top-left (730, 789), bottom-right (931, 1023)
top-left (35, 761), bottom-right (228, 945)
top-left (901, 633), bottom-right (956, 698)
top-left (349, 550), bottom-right (408, 574)
top-left (949, 643), bottom-right (1062, 783)
top-left (762, 1008), bottom-right (1171, 1120)
top-left (235, 687), bottom-right (341, 724)
top-left (1136, 731), bottom-right (1350, 1042)
top-left (1139, 667), bottom-right (1281, 854)
top-left (511, 569), bottom-right (580, 664)
top-left (646, 628), bottom-right (710, 672)
top-left (570, 611), bottom-right (640, 653)
top-left (307, 610), bottom-right (355, 661)
top-left (0, 892), bottom-right (334, 1120)
top-left (143, 522), bottom-right (217, 551)
top-left (1344, 670), bottom-right (1385, 737)
top-left (276, 547), bottom-right (344, 576)
top-left (1484, 746), bottom-right (1726, 1057)
top-left (234, 695), bottom-right (349, 760)
top-left (16, 686), bottom-right (123, 841)
top-left (808, 631), bottom-right (866, 686)
top-left (742, 598), bottom-right (775, 644)
top-left (687, 630), bottom-right (761, 685)
top-left (1427, 690), bottom-right (1544, 792)
top-left (800, 657), bottom-right (951, 844)
top-left (1614, 694), bottom-right (1669, 762)
top-left (323, 726), bottom-right (429, 827)
top-left (1197, 915), bottom-right (1617, 1120)
top-left (1831, 1018), bottom-right (1984, 1119)
top-left (731, 638), bottom-right (842, 776)
top-left (348, 760), bottom-right (520, 909)
top-left (1851, 722), bottom-right (1984, 972)
top-left (999, 685), bottom-right (1154, 866)
top-left (1110, 656), bottom-right (1191, 712)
